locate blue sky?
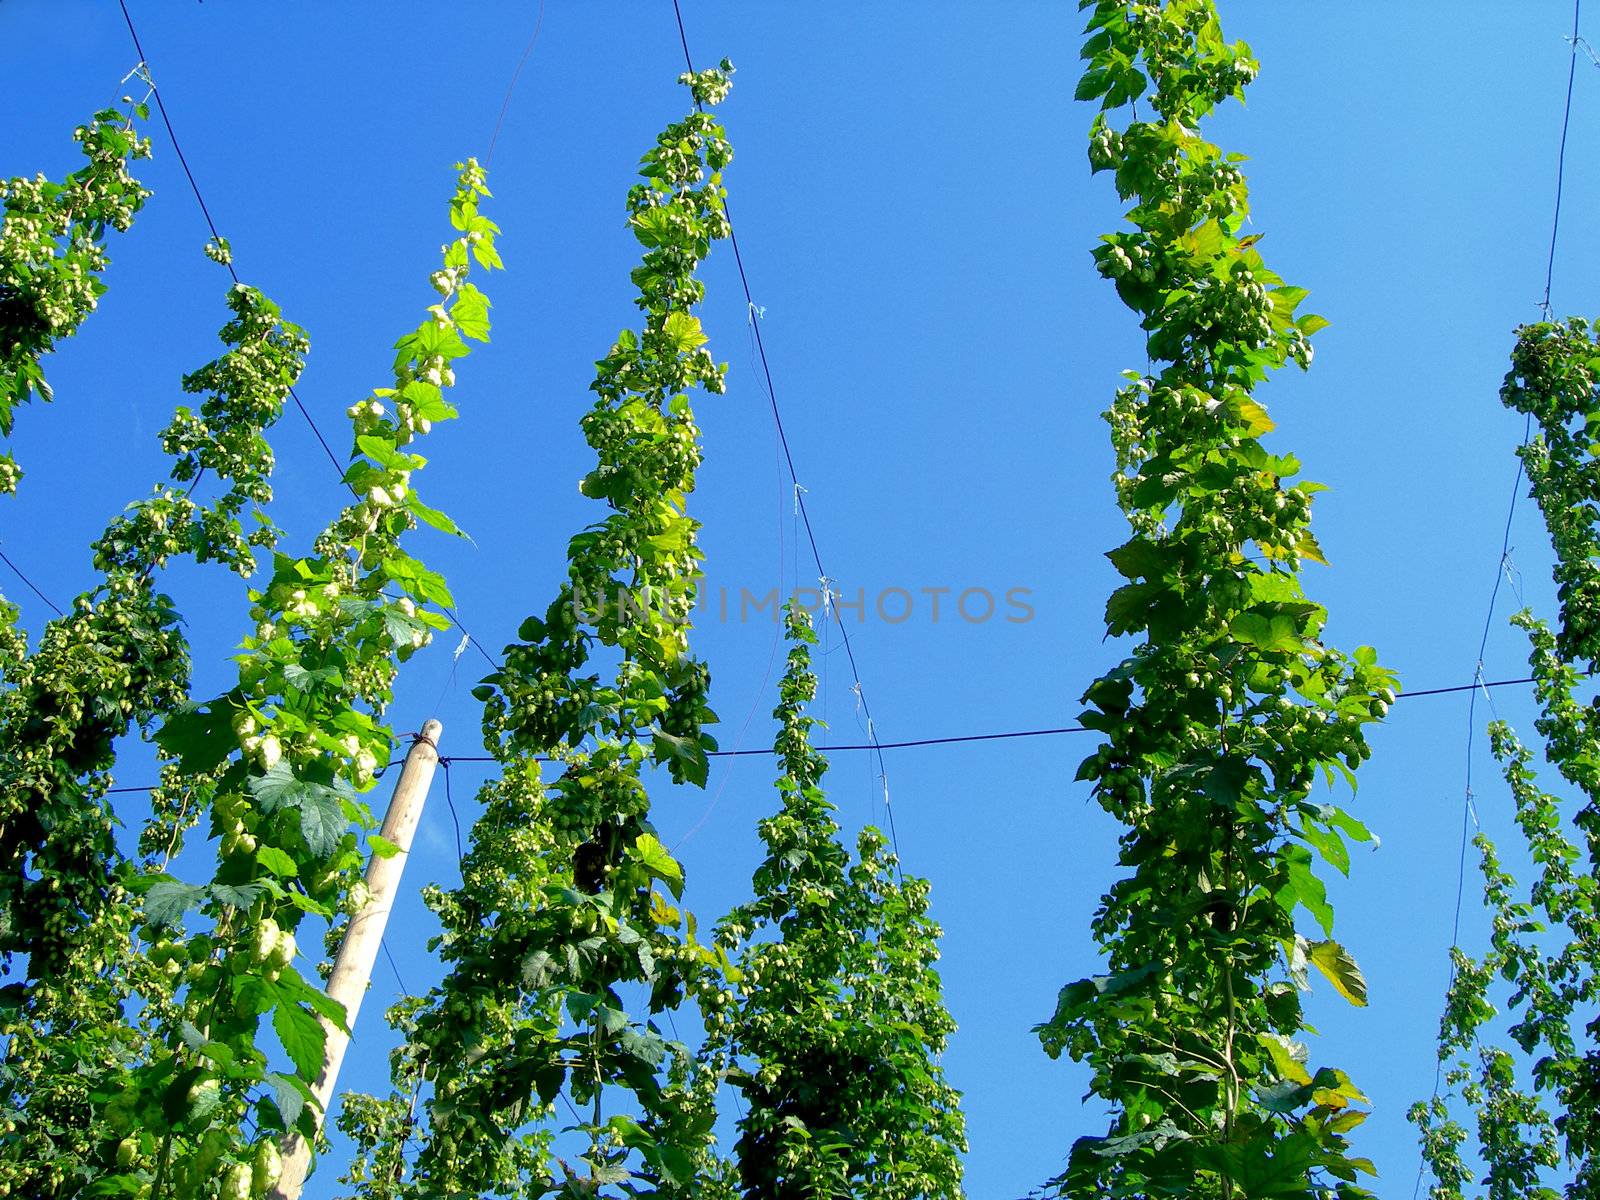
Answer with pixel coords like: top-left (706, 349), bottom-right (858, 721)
top-left (5, 2), bottom-right (1599, 1196)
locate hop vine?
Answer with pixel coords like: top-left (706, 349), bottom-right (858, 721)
top-left (1412, 318), bottom-right (1600, 1200)
top-left (1035, 4), bottom-right (1396, 1197)
top-left (63, 160), bottom-right (499, 1200)
top-left (339, 64), bottom-right (736, 1200)
top-left (696, 601), bottom-right (968, 1200)
top-left (0, 267), bottom-right (308, 1197)
top-left (0, 91), bottom-right (152, 495)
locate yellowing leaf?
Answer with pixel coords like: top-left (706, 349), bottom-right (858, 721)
top-left (649, 890), bottom-right (680, 929)
top-left (1180, 218), bottom-right (1231, 260)
top-left (1311, 1074), bottom-right (1370, 1112)
top-left (1328, 1109), bottom-right (1369, 1134)
top-left (1307, 939), bottom-right (1368, 1006)
top-left (1297, 530), bottom-right (1329, 566)
top-left (1259, 1032), bottom-right (1312, 1085)
top-left (663, 311), bottom-right (708, 352)
top-left (1231, 395), bottom-right (1275, 437)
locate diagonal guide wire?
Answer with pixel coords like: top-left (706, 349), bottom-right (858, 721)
top-left (381, 938), bottom-right (411, 997)
top-left (113, 0), bottom-right (501, 676)
top-left (116, 0), bottom-right (342, 478)
top-left (485, 0), bottom-right (546, 170)
top-left (0, 545), bottom-right (64, 616)
top-left (1414, 5), bottom-right (1584, 1197)
top-left (1543, 0), bottom-right (1585, 317)
top-left (670, 0), bottom-right (905, 866)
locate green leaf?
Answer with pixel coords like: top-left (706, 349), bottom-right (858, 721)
top-left (1259, 1032), bottom-right (1313, 1085)
top-left (1296, 529), bottom-right (1329, 566)
top-left (632, 832), bottom-right (684, 899)
top-left (143, 880), bottom-right (207, 928)
top-left (472, 238), bottom-right (503, 270)
top-left (86, 1176), bottom-right (147, 1196)
top-left (650, 727), bottom-right (709, 789)
top-left (1323, 804), bottom-right (1376, 845)
top-left (255, 844), bottom-right (299, 877)
top-left (401, 380), bottom-right (457, 422)
top-left (631, 208), bottom-right (676, 248)
top-left (1309, 1065), bottom-right (1369, 1109)
top-left (566, 990), bottom-right (600, 1024)
top-left (521, 949), bottom-right (559, 989)
top-left (249, 763), bottom-right (346, 859)
top-left (620, 1027), bottom-right (668, 1066)
top-left (1256, 1078), bottom-right (1313, 1114)
top-left (232, 973), bottom-right (277, 1016)
top-left (1231, 395), bottom-right (1275, 436)
top-left (195, 1039), bottom-right (234, 1067)
top-left (1283, 936), bottom-right (1311, 991)
top-left (1105, 581), bottom-right (1173, 636)
top-left (1106, 537), bottom-right (1167, 581)
top-left (1230, 609), bottom-right (1303, 653)
top-left (1181, 219), bottom-right (1232, 260)
top-left (275, 966), bottom-right (350, 1033)
top-left (1075, 68), bottom-right (1113, 102)
top-left (265, 1072), bottom-right (311, 1129)
top-left (1046, 961), bottom-right (1163, 1026)
top-left (662, 310), bottom-right (708, 351)
top-left (355, 433), bottom-right (423, 472)
top-left (405, 490), bottom-right (468, 539)
top-left (282, 662), bottom-right (342, 692)
top-left (382, 605), bottom-right (426, 648)
top-left (368, 834), bottom-right (401, 860)
top-left (382, 554), bottom-right (455, 607)
top-left (1298, 821), bottom-right (1350, 876)
top-left (296, 786), bottom-right (346, 860)
top-left (156, 701), bottom-right (235, 773)
top-left (412, 321), bottom-right (468, 362)
top-left (247, 761), bottom-right (310, 813)
top-left (280, 888), bottom-right (333, 919)
top-left (1200, 759), bottom-right (1251, 806)
top-left (187, 1077), bottom-right (223, 1123)
top-left (1269, 285), bottom-right (1310, 316)
top-left (1282, 850), bottom-right (1334, 934)
top-left (273, 1000), bottom-right (327, 1080)
top-left (209, 882), bottom-right (264, 911)
top-left (452, 282), bottom-right (492, 341)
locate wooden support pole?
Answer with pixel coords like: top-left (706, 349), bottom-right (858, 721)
top-left (270, 719), bottom-right (442, 1200)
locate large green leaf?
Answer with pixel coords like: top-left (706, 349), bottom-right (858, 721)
top-left (272, 1000), bottom-right (326, 1080)
top-left (295, 786), bottom-right (345, 859)
top-left (248, 762), bottom-right (346, 858)
top-left (264, 1071), bottom-right (312, 1131)
top-left (1229, 609), bottom-right (1302, 653)
top-left (143, 880), bottom-right (207, 928)
top-left (452, 282), bottom-right (492, 342)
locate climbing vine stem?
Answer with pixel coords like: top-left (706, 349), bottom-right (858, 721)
top-left (1037, 4), bottom-right (1395, 1197)
top-left (1412, 318), bottom-right (1600, 1199)
top-left (0, 89), bottom-right (152, 495)
top-left (697, 601), bottom-right (968, 1200)
top-left (55, 159), bottom-right (500, 1200)
top-left (0, 253), bottom-right (306, 1197)
top-left (339, 63), bottom-right (737, 1200)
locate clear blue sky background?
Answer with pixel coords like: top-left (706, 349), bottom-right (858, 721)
top-left (4, 3), bottom-right (1599, 1197)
